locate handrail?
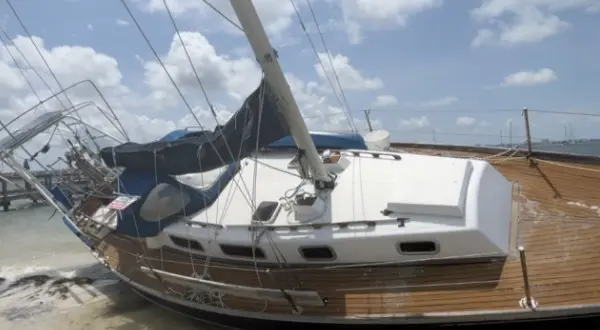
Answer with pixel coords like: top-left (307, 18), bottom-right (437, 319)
top-left (0, 80), bottom-right (129, 141)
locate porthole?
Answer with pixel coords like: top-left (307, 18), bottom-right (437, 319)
top-left (220, 244), bottom-right (266, 259)
top-left (299, 246), bottom-right (336, 261)
top-left (169, 235), bottom-right (204, 251)
top-left (397, 241), bottom-right (438, 254)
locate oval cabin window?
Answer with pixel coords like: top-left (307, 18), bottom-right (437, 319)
top-left (220, 244), bottom-right (266, 259)
top-left (299, 246), bottom-right (336, 261)
top-left (398, 241), bottom-right (438, 254)
top-left (169, 235), bottom-right (204, 251)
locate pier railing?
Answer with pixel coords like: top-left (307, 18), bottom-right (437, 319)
top-left (0, 169), bottom-right (86, 211)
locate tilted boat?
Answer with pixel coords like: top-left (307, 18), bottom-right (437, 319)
top-left (2, 0), bottom-right (600, 328)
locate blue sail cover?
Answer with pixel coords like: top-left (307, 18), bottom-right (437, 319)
top-left (99, 79), bottom-right (290, 176)
top-left (85, 80), bottom-right (367, 238)
top-left (112, 163), bottom-right (237, 237)
top-left (161, 130), bottom-right (367, 150)
top-left (268, 131), bottom-right (366, 150)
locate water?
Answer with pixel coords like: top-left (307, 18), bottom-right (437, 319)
top-left (0, 202), bottom-right (223, 329)
top-left (1, 142), bottom-right (599, 329)
top-left (531, 140), bottom-right (600, 156)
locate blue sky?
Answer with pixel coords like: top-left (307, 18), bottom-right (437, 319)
top-left (1, 0), bottom-right (599, 148)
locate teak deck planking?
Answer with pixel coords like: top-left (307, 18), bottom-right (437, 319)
top-left (81, 146), bottom-right (600, 319)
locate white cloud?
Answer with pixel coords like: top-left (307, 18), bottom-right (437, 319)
top-left (307, 105), bottom-right (379, 132)
top-left (116, 19), bottom-right (130, 26)
top-left (419, 96), bottom-right (458, 107)
top-left (0, 36), bottom-right (182, 164)
top-left (399, 115), bottom-right (430, 129)
top-left (286, 72), bottom-right (328, 119)
top-left (456, 116), bottom-right (477, 127)
top-left (500, 68), bottom-right (558, 87)
top-left (138, 0), bottom-right (301, 38)
top-left (138, 0), bottom-right (442, 44)
top-left (0, 61), bottom-right (27, 94)
top-left (143, 31), bottom-right (261, 103)
top-left (470, 0), bottom-right (599, 47)
top-left (87, 24), bottom-right (94, 31)
top-left (371, 94), bottom-right (397, 108)
top-left (0, 36), bottom-right (125, 96)
top-left (315, 52), bottom-right (383, 91)
top-left (287, 73), bottom-right (377, 132)
top-left (142, 31), bottom-right (374, 132)
top-left (0, 34), bottom-right (240, 149)
top-left (0, 27), bottom-right (373, 164)
top-left (471, 28), bottom-right (495, 48)
top-left (336, 0), bottom-right (443, 44)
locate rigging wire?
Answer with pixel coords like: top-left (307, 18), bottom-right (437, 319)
top-left (106, 147), bottom-right (172, 294)
top-left (0, 26), bottom-right (70, 153)
top-left (0, 102), bottom-right (95, 174)
top-left (5, 0), bottom-right (73, 109)
top-left (119, 0), bottom-right (281, 301)
top-left (119, 0), bottom-right (256, 208)
top-left (291, 0), bottom-right (366, 227)
top-left (118, 0), bottom-right (235, 284)
top-left (0, 28), bottom-right (49, 115)
top-left (301, 0), bottom-right (357, 131)
top-left (1, 25), bottom-right (127, 142)
top-left (182, 0), bottom-right (298, 284)
top-left (162, 0), bottom-right (218, 121)
top-left (301, 107), bottom-right (523, 119)
top-left (289, 0), bottom-right (357, 133)
top-left (290, 0), bottom-right (356, 130)
top-left (5, 1), bottom-right (594, 304)
top-left (529, 109), bottom-right (600, 117)
top-left (161, 0), bottom-right (255, 209)
top-left (200, 0), bottom-right (243, 32)
top-left (247, 81), bottom-right (303, 288)
top-left (5, 0), bottom-right (97, 150)
top-left (12, 0), bottom-right (597, 304)
top-left (366, 108), bottom-right (525, 114)
top-left (0, 26), bottom-right (69, 112)
top-left (196, 86), bottom-right (271, 277)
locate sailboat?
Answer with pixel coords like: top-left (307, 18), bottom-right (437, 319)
top-left (2, 0), bottom-right (600, 328)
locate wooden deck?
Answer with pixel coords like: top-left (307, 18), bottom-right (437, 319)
top-left (81, 147), bottom-right (600, 323)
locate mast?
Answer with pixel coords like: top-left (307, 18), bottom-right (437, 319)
top-left (229, 0), bottom-right (332, 188)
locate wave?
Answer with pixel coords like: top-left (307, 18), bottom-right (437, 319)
top-left (0, 262), bottom-right (121, 322)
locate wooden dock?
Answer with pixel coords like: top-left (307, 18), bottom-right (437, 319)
top-left (0, 170), bottom-right (85, 211)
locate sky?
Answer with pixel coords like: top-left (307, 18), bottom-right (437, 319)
top-left (1, 0), bottom-right (600, 157)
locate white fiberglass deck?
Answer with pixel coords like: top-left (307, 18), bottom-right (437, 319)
top-left (152, 150), bottom-right (513, 265)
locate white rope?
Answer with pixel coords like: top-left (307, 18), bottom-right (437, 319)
top-left (532, 158), bottom-right (600, 173)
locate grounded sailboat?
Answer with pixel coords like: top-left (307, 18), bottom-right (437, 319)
top-left (2, 0), bottom-right (600, 328)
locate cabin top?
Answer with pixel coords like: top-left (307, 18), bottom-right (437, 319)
top-left (150, 150), bottom-right (513, 264)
